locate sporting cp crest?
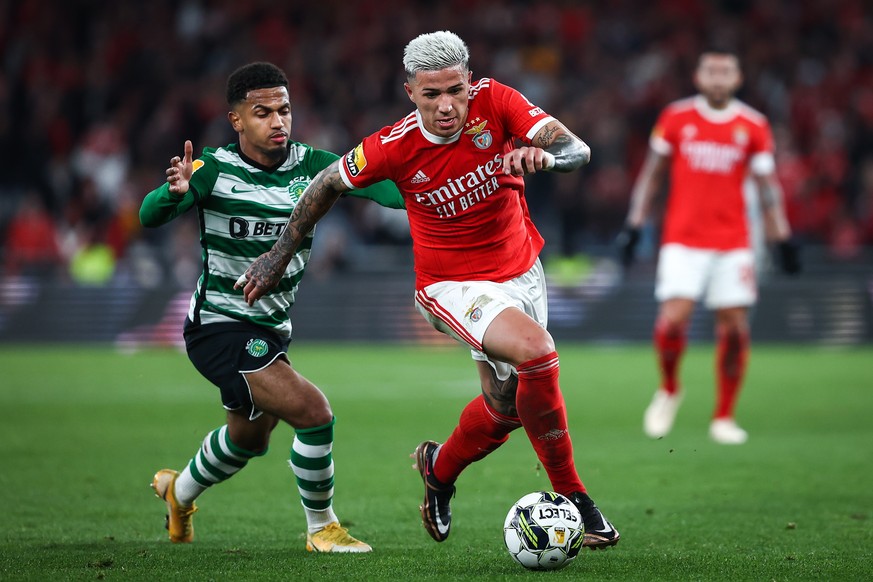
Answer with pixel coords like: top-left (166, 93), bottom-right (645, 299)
top-left (465, 118), bottom-right (493, 149)
top-left (288, 178), bottom-right (309, 204)
top-left (246, 338), bottom-right (269, 357)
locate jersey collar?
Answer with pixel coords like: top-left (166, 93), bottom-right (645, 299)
top-left (693, 95), bottom-right (739, 124)
top-left (416, 109), bottom-right (463, 144)
top-left (235, 141), bottom-right (290, 173)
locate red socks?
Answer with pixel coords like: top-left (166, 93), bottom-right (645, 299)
top-left (515, 352), bottom-right (584, 495)
top-left (653, 315), bottom-right (749, 419)
top-left (714, 328), bottom-right (750, 419)
top-left (654, 318), bottom-right (687, 394)
top-left (433, 394), bottom-right (521, 484)
top-left (433, 352), bottom-right (585, 496)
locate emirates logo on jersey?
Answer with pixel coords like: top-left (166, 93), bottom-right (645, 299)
top-left (464, 117), bottom-right (492, 149)
top-left (413, 153), bottom-right (503, 218)
top-left (680, 140), bottom-right (744, 174)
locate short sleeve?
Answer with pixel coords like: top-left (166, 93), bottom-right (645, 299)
top-left (649, 109), bottom-right (675, 156)
top-left (338, 131), bottom-right (391, 190)
top-left (489, 80), bottom-right (555, 143)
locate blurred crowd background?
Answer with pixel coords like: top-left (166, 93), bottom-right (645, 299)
top-left (2, 0), bottom-right (872, 290)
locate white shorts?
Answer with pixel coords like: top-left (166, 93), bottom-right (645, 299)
top-left (655, 243), bottom-right (757, 309)
top-left (414, 259), bottom-right (548, 380)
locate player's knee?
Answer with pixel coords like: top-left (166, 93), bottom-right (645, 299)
top-left (227, 425), bottom-right (271, 454)
top-left (242, 438), bottom-right (270, 455)
top-left (656, 316), bottom-right (686, 337)
top-left (717, 323), bottom-right (749, 344)
top-left (310, 406), bottom-right (334, 427)
top-left (715, 311), bottom-right (748, 335)
top-left (289, 403), bottom-right (333, 430)
top-left (518, 333), bottom-right (555, 363)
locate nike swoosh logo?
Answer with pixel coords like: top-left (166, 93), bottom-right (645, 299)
top-left (231, 185), bottom-right (255, 193)
top-left (433, 507), bottom-right (449, 534)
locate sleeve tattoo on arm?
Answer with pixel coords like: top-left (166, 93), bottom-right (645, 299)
top-left (535, 125), bottom-right (557, 148)
top-left (758, 178), bottom-right (779, 209)
top-left (246, 165), bottom-right (345, 289)
top-left (536, 125), bottom-right (591, 172)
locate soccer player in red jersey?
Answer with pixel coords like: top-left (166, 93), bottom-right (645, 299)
top-left (237, 31), bottom-right (620, 549)
top-left (618, 48), bottom-right (800, 445)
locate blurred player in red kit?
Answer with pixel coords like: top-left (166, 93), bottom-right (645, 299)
top-left (238, 30), bottom-right (620, 549)
top-left (618, 48), bottom-right (801, 444)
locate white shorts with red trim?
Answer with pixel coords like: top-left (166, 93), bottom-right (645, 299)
top-left (414, 259), bottom-right (548, 380)
top-left (656, 243), bottom-right (757, 309)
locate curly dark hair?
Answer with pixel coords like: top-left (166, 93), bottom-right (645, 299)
top-left (226, 62), bottom-right (288, 106)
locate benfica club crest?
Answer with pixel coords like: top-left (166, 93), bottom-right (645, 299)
top-left (733, 126), bottom-right (749, 146)
top-left (464, 118), bottom-right (492, 149)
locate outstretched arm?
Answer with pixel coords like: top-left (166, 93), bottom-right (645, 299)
top-left (236, 160), bottom-right (349, 304)
top-left (502, 120), bottom-right (591, 176)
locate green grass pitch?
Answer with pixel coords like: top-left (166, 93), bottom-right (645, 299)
top-left (1, 343), bottom-right (871, 580)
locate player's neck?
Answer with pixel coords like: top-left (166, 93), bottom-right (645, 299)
top-left (238, 141), bottom-right (289, 171)
top-left (694, 95), bottom-right (738, 123)
top-left (702, 96), bottom-right (731, 110)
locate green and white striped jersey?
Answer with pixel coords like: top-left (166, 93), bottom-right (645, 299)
top-left (140, 141), bottom-right (403, 337)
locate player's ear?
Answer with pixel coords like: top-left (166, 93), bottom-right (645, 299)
top-left (404, 82), bottom-right (415, 102)
top-left (228, 110), bottom-right (242, 133)
top-left (692, 71), bottom-right (703, 92)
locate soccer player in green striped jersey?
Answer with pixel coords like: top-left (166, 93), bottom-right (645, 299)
top-left (140, 62), bottom-right (402, 552)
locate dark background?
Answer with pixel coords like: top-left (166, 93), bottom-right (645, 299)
top-left (1, 0), bottom-right (871, 345)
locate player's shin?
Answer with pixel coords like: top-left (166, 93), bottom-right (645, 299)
top-left (434, 394), bottom-right (521, 484)
top-left (176, 425), bottom-right (263, 505)
top-left (714, 328), bottom-right (750, 419)
top-left (515, 352), bottom-right (584, 495)
top-left (290, 419), bottom-right (340, 532)
top-left (654, 318), bottom-right (687, 394)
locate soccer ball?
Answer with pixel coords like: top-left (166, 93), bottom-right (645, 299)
top-left (503, 491), bottom-right (584, 570)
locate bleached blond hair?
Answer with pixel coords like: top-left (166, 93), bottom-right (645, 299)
top-left (403, 31), bottom-right (470, 80)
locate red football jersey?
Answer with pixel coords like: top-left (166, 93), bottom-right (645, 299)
top-left (338, 78), bottom-right (553, 289)
top-left (652, 95), bottom-right (775, 250)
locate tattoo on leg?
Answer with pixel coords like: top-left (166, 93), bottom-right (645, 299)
top-left (482, 368), bottom-right (518, 417)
